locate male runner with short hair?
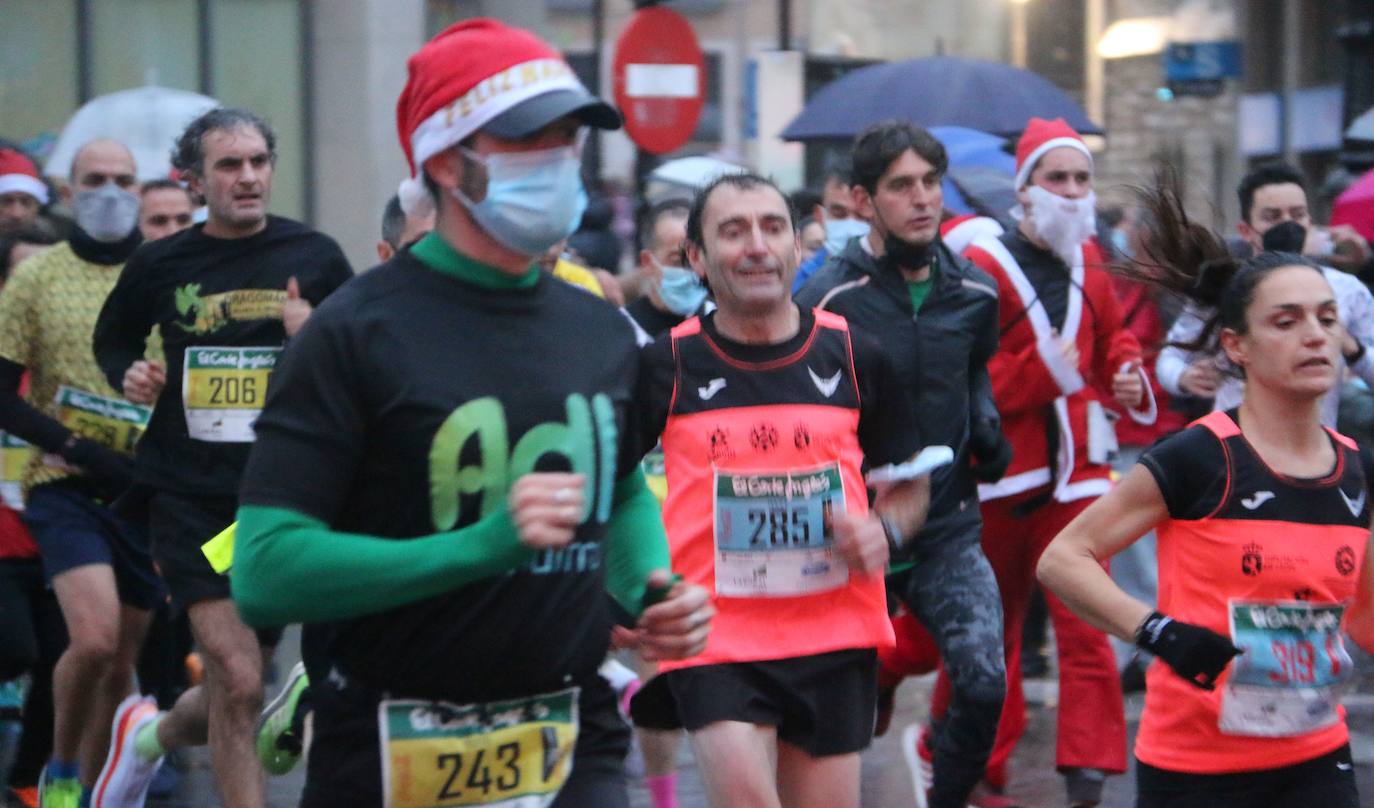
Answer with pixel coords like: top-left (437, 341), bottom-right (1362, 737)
top-left (376, 193), bottom-right (436, 262)
top-left (230, 20), bottom-right (712, 807)
top-left (89, 107), bottom-right (352, 808)
top-left (796, 121), bottom-right (1009, 808)
top-left (136, 181), bottom-right (194, 243)
top-left (631, 171), bottom-right (930, 808)
top-left (0, 138), bottom-right (159, 808)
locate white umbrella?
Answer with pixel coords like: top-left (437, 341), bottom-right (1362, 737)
top-left (44, 85), bottom-right (220, 181)
top-left (647, 155), bottom-right (746, 201)
top-left (1348, 105), bottom-right (1374, 144)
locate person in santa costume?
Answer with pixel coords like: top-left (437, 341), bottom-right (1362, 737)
top-left (0, 148), bottom-right (50, 236)
top-left (947, 117), bottom-right (1157, 806)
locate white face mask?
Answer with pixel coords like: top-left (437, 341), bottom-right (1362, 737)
top-left (74, 184), bottom-right (140, 242)
top-left (1021, 186), bottom-right (1097, 266)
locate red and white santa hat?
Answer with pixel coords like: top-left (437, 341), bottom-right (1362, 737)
top-left (1013, 117), bottom-right (1092, 190)
top-left (0, 149), bottom-right (49, 205)
top-left (394, 18), bottom-right (621, 216)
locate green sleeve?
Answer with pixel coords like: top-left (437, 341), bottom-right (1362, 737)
top-left (231, 504), bottom-right (533, 628)
top-left (603, 469), bottom-right (671, 619)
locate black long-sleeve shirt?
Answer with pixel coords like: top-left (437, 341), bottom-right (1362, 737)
top-left (93, 217), bottom-right (352, 496)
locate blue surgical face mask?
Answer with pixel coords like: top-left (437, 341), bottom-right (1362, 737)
top-left (656, 261), bottom-right (708, 316)
top-left (455, 141), bottom-right (588, 257)
top-left (823, 217), bottom-right (870, 255)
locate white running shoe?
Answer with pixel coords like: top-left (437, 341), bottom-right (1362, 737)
top-left (901, 723), bottom-right (933, 808)
top-left (92, 695), bottom-right (163, 808)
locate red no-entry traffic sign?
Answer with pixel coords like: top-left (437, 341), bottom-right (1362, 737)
top-left (612, 6), bottom-right (705, 155)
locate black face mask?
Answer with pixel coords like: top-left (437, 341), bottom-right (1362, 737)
top-left (1261, 220), bottom-right (1307, 254)
top-left (883, 233), bottom-right (935, 270)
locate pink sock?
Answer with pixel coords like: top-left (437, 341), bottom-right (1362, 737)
top-left (645, 773), bottom-right (678, 808)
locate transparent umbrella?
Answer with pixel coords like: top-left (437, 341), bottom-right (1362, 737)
top-left (44, 85), bottom-right (219, 181)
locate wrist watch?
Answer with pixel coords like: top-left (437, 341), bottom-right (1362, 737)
top-left (880, 514), bottom-right (905, 557)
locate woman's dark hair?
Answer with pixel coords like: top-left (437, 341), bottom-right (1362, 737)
top-left (1125, 168), bottom-right (1326, 357)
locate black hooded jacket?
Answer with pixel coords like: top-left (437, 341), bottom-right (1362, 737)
top-left (796, 237), bottom-right (1010, 549)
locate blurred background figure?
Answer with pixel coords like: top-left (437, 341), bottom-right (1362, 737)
top-left (137, 180), bottom-right (194, 242)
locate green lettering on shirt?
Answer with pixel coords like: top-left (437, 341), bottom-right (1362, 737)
top-left (429, 393), bottom-right (618, 530)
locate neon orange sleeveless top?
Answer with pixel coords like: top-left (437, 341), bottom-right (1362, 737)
top-left (656, 309), bottom-right (894, 671)
top-left (1135, 411), bottom-right (1368, 773)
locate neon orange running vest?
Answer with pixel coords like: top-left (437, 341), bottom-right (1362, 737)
top-left (656, 310), bottom-right (895, 671)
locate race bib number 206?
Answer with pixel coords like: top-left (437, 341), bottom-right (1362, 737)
top-left (379, 687), bottom-right (578, 808)
top-left (182, 347), bottom-right (279, 442)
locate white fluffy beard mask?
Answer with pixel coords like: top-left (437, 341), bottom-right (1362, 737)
top-left (1017, 186), bottom-right (1097, 266)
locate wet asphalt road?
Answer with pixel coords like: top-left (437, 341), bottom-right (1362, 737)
top-left (122, 629), bottom-right (1374, 808)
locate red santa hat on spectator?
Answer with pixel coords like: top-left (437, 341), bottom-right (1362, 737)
top-left (0, 149), bottom-right (49, 205)
top-left (1013, 117), bottom-right (1092, 190)
top-left (394, 18), bottom-right (620, 217)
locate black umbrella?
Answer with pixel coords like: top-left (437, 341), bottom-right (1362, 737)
top-left (781, 56), bottom-right (1102, 141)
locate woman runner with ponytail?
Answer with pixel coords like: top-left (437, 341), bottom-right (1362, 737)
top-left (1038, 172), bottom-right (1374, 807)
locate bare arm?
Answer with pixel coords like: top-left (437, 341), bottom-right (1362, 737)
top-left (1037, 465), bottom-right (1166, 640)
top-left (1346, 526), bottom-right (1374, 653)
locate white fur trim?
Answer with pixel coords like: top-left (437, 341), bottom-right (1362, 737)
top-left (943, 216), bottom-right (1004, 255)
top-left (1015, 136), bottom-right (1092, 190)
top-left (1124, 361), bottom-right (1158, 426)
top-left (1058, 477), bottom-right (1112, 501)
top-left (0, 175), bottom-right (47, 204)
top-left (973, 236), bottom-right (1085, 394)
top-left (408, 59), bottom-right (584, 176)
top-left (978, 466), bottom-right (1052, 501)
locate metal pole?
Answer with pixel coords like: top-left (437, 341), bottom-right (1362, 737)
top-left (588, 0), bottom-right (603, 181)
top-left (779, 0), bottom-right (791, 51)
top-left (1084, 0), bottom-right (1104, 128)
top-left (1010, 1), bottom-right (1028, 69)
top-left (1281, 0), bottom-right (1300, 164)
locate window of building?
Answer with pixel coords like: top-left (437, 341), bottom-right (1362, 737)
top-left (0, 0), bottom-right (307, 220)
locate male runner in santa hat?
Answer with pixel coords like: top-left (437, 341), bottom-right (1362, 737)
top-left (0, 149), bottom-right (49, 235)
top-left (947, 117), bottom-right (1156, 806)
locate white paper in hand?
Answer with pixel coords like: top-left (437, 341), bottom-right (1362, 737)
top-left (866, 446), bottom-right (955, 485)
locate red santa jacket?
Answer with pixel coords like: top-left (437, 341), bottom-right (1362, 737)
top-left (964, 235), bottom-right (1156, 503)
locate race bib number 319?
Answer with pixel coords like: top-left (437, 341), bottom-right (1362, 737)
top-left (1220, 599), bottom-right (1352, 737)
top-left (182, 347), bottom-right (279, 442)
top-left (379, 688), bottom-right (579, 808)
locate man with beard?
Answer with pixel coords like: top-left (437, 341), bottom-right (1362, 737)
top-left (957, 117), bottom-right (1155, 806)
top-left (0, 139), bottom-right (163, 808)
top-left (796, 121), bottom-right (1010, 808)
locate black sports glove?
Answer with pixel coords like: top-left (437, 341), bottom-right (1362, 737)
top-left (60, 436), bottom-right (135, 500)
top-left (970, 434), bottom-right (1013, 483)
top-left (1135, 611), bottom-right (1241, 690)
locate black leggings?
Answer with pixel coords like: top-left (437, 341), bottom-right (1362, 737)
top-left (0, 558), bottom-right (68, 788)
top-left (1136, 744), bottom-right (1359, 808)
top-left (895, 531), bottom-right (1006, 808)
